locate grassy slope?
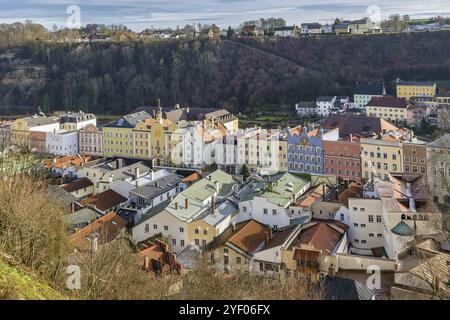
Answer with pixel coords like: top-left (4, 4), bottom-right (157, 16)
top-left (0, 257), bottom-right (67, 300)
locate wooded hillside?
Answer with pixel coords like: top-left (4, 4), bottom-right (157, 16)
top-left (0, 31), bottom-right (449, 115)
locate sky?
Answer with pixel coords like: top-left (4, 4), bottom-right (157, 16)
top-left (0, 0), bottom-right (449, 31)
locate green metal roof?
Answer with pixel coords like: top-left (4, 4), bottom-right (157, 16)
top-left (239, 173), bottom-right (310, 207)
top-left (391, 221), bottom-right (415, 236)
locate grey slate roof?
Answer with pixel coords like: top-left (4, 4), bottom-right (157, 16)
top-left (354, 82), bottom-right (385, 95)
top-left (103, 111), bottom-right (151, 128)
top-left (129, 173), bottom-right (184, 200)
top-left (62, 208), bottom-right (100, 230)
top-left (45, 185), bottom-right (78, 206)
top-left (428, 134), bottom-right (450, 149)
top-left (324, 277), bottom-right (375, 300)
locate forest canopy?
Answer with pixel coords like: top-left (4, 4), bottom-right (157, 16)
top-left (0, 29), bottom-right (449, 115)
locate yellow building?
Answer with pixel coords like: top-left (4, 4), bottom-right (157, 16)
top-left (396, 81), bottom-right (436, 101)
top-left (102, 111), bottom-right (151, 158)
top-left (366, 96), bottom-right (409, 125)
top-left (361, 137), bottom-right (403, 181)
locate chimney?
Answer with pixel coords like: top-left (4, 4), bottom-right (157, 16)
top-left (211, 195), bottom-right (216, 216)
top-left (268, 228), bottom-right (273, 240)
top-left (134, 167), bottom-right (139, 181)
top-left (143, 255), bottom-right (149, 270)
top-left (215, 181), bottom-right (220, 194)
top-left (265, 231), bottom-right (270, 245)
top-left (231, 222), bottom-right (236, 232)
top-left (322, 184), bottom-right (326, 199)
top-left (434, 277), bottom-right (441, 294)
top-left (175, 202), bottom-right (178, 210)
top-left (150, 170), bottom-right (155, 181)
top-left (71, 202), bottom-right (75, 213)
top-left (328, 263), bottom-right (335, 277)
top-left (185, 198), bottom-right (189, 209)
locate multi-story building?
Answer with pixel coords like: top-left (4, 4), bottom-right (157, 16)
top-left (102, 111), bottom-right (151, 158)
top-left (295, 101), bottom-right (317, 117)
top-left (365, 96), bottom-right (409, 125)
top-left (347, 174), bottom-right (441, 259)
top-left (45, 130), bottom-right (78, 156)
top-left (236, 173), bottom-right (311, 228)
top-left (132, 170), bottom-right (240, 253)
top-left (396, 81), bottom-right (436, 101)
top-left (78, 124), bottom-right (103, 156)
top-left (323, 136), bottom-right (362, 183)
top-left (60, 112), bottom-right (96, 131)
top-left (426, 134), bottom-right (450, 204)
top-left (361, 137), bottom-right (403, 181)
top-left (300, 23), bottom-right (322, 35)
top-left (353, 82), bottom-right (386, 109)
top-left (216, 127), bottom-right (282, 175)
top-left (11, 115), bottom-right (60, 149)
top-left (316, 96), bottom-right (336, 117)
top-left (287, 126), bottom-right (339, 174)
top-left (402, 140), bottom-right (428, 176)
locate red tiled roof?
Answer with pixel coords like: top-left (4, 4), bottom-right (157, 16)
top-left (296, 222), bottom-right (343, 255)
top-left (80, 189), bottom-right (127, 212)
top-left (69, 211), bottom-right (127, 251)
top-left (228, 220), bottom-right (270, 255)
top-left (62, 177), bottom-right (94, 193)
top-left (367, 96), bottom-right (408, 108)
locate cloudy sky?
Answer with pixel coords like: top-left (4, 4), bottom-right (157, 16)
top-left (0, 0), bottom-right (449, 31)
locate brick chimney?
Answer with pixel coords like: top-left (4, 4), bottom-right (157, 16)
top-left (143, 255), bottom-right (149, 270)
top-left (328, 263), bottom-right (335, 277)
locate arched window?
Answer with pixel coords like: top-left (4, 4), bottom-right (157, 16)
top-left (401, 214), bottom-right (406, 220)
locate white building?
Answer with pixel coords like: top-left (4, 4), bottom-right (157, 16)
top-left (236, 173), bottom-right (311, 229)
top-left (45, 130), bottom-right (78, 156)
top-left (301, 23), bottom-right (322, 35)
top-left (60, 112), bottom-right (97, 131)
top-left (295, 101), bottom-right (317, 117)
top-left (316, 96), bottom-right (336, 117)
top-left (354, 82), bottom-right (386, 109)
top-left (274, 26), bottom-right (298, 37)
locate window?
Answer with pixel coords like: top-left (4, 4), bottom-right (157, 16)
top-left (354, 223), bottom-right (359, 227)
top-left (195, 239), bottom-right (200, 246)
top-left (377, 233), bottom-right (383, 238)
top-left (361, 224), bottom-right (366, 228)
top-left (361, 240), bottom-right (367, 244)
top-left (263, 208), bottom-right (268, 215)
top-left (153, 224), bottom-right (158, 230)
top-left (145, 224), bottom-right (149, 233)
top-left (202, 240), bottom-right (207, 246)
top-left (340, 213), bottom-right (345, 221)
top-left (203, 230), bottom-right (208, 235)
top-left (236, 257), bottom-right (242, 265)
top-left (195, 229), bottom-right (199, 235)
top-left (376, 216), bottom-right (382, 223)
top-left (179, 227), bottom-right (184, 233)
top-left (172, 239), bottom-right (176, 246)
top-left (242, 206), bottom-right (247, 213)
top-left (180, 240), bottom-right (185, 247)
top-left (354, 239), bottom-right (359, 243)
top-left (368, 215), bottom-right (374, 223)
top-left (272, 209), bottom-right (277, 216)
top-left (164, 225), bottom-right (168, 231)
top-left (224, 256), bottom-right (229, 265)
top-left (369, 233), bottom-right (374, 238)
top-left (223, 248), bottom-right (228, 253)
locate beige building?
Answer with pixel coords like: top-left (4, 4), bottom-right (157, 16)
top-left (366, 96), bottom-right (409, 125)
top-left (426, 134), bottom-right (450, 204)
top-left (78, 124), bottom-right (103, 156)
top-left (361, 138), bottom-right (403, 181)
top-left (402, 140), bottom-right (427, 176)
